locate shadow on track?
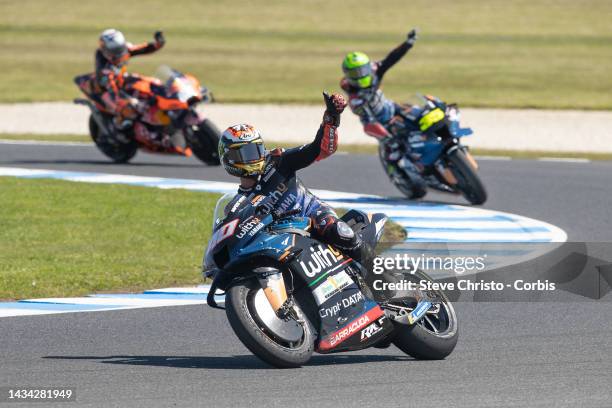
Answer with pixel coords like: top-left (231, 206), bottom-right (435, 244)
top-left (44, 353), bottom-right (412, 369)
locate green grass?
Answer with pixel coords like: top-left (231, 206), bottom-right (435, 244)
top-left (4, 133), bottom-right (612, 160)
top-left (1, 0), bottom-right (611, 108)
top-left (0, 177), bottom-right (218, 300)
top-left (0, 134), bottom-right (90, 143)
top-left (0, 177), bottom-right (406, 300)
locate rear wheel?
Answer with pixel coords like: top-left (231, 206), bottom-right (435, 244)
top-left (187, 118), bottom-right (221, 165)
top-left (378, 143), bottom-right (427, 199)
top-left (390, 270), bottom-right (459, 360)
top-left (88, 114), bottom-right (137, 163)
top-left (446, 148), bottom-right (487, 205)
top-left (225, 278), bottom-right (315, 368)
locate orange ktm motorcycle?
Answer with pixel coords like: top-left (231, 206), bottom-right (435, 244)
top-left (74, 67), bottom-right (221, 165)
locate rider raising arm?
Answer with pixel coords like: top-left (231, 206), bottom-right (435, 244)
top-left (271, 92), bottom-right (347, 172)
top-left (340, 29), bottom-right (418, 139)
top-left (95, 29), bottom-right (165, 123)
top-left (218, 93), bottom-right (362, 258)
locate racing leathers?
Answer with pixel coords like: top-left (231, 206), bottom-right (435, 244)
top-left (224, 97), bottom-right (362, 257)
top-left (341, 37), bottom-right (422, 178)
top-left (96, 34), bottom-right (164, 125)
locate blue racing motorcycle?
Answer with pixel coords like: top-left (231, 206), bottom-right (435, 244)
top-left (380, 94), bottom-right (487, 204)
top-left (204, 193), bottom-right (458, 368)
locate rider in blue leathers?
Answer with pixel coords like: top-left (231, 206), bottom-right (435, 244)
top-left (217, 92), bottom-right (362, 256)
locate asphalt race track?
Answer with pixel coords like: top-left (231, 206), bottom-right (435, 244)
top-left (1, 143), bottom-right (612, 407)
top-left (2, 142), bottom-right (612, 240)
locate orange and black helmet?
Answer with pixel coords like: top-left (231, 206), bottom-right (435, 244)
top-left (219, 124), bottom-right (266, 177)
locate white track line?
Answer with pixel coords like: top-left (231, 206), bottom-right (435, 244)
top-left (474, 155), bottom-right (512, 161)
top-left (0, 167), bottom-right (568, 318)
top-left (0, 139), bottom-right (91, 146)
top-left (537, 157), bottom-right (591, 163)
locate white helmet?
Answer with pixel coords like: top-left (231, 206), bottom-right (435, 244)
top-left (99, 29), bottom-right (128, 64)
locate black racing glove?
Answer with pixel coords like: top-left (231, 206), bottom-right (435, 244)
top-left (154, 31), bottom-right (165, 48)
top-left (322, 92), bottom-right (346, 127)
top-left (406, 28), bottom-right (418, 46)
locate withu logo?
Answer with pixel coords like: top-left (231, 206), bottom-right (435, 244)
top-left (299, 245), bottom-right (343, 278)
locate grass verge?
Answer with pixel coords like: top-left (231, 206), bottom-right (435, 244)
top-left (0, 178), bottom-right (218, 300)
top-left (0, 177), bottom-right (405, 300)
top-left (1, 0), bottom-right (611, 109)
top-left (3, 133), bottom-right (612, 161)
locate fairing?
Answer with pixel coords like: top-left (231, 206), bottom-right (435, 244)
top-left (204, 194), bottom-right (394, 353)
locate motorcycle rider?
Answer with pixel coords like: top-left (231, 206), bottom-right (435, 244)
top-left (95, 28), bottom-right (165, 129)
top-left (341, 29), bottom-right (435, 195)
top-left (218, 92), bottom-right (364, 259)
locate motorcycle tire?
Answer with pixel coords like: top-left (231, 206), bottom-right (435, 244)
top-left (225, 278), bottom-right (315, 368)
top-left (446, 148), bottom-right (487, 205)
top-left (378, 143), bottom-right (427, 199)
top-left (88, 114), bottom-right (137, 164)
top-left (391, 270), bottom-right (459, 360)
top-left (188, 118), bottom-right (221, 165)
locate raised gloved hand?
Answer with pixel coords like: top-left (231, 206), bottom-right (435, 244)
top-left (406, 28), bottom-right (418, 46)
top-left (154, 30), bottom-right (165, 47)
top-left (322, 92), bottom-right (347, 126)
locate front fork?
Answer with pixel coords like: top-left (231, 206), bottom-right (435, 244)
top-left (255, 267), bottom-right (289, 314)
top-left (437, 143), bottom-right (479, 185)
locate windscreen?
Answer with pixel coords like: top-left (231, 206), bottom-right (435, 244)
top-left (212, 193), bottom-right (236, 230)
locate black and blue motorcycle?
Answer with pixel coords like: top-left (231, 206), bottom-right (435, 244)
top-left (204, 193), bottom-right (458, 368)
top-left (380, 94), bottom-right (487, 204)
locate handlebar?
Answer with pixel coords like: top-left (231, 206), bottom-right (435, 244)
top-left (271, 207), bottom-right (302, 220)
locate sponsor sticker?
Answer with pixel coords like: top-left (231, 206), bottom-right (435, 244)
top-left (235, 216), bottom-right (262, 239)
top-left (312, 271), bottom-right (353, 305)
top-left (408, 300), bottom-right (432, 325)
top-left (318, 306), bottom-right (385, 351)
top-left (299, 244), bottom-right (344, 278)
top-left (318, 291), bottom-right (363, 318)
top-left (360, 317), bottom-right (385, 341)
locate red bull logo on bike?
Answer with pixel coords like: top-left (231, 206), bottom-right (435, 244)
top-left (318, 306), bottom-right (385, 351)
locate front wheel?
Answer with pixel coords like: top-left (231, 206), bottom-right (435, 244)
top-left (378, 143), bottom-right (427, 199)
top-left (446, 148), bottom-right (487, 205)
top-left (225, 278), bottom-right (315, 368)
top-left (88, 114), bottom-right (138, 163)
top-left (391, 270), bottom-right (459, 360)
top-left (187, 118), bottom-right (221, 165)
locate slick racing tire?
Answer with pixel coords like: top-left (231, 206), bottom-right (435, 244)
top-left (446, 148), bottom-right (487, 205)
top-left (378, 143), bottom-right (427, 200)
top-left (225, 278), bottom-right (315, 368)
top-left (391, 270), bottom-right (459, 360)
top-left (187, 119), bottom-right (221, 165)
top-left (89, 114), bottom-right (138, 163)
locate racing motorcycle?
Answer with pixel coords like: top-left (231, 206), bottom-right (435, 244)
top-left (380, 94), bottom-right (487, 205)
top-left (204, 193), bottom-right (458, 368)
top-left (74, 67), bottom-right (221, 165)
